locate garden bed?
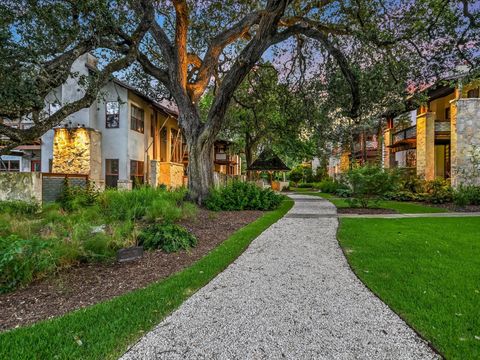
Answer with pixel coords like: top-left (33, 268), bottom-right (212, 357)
top-left (0, 209), bottom-right (262, 332)
top-left (432, 203), bottom-right (480, 213)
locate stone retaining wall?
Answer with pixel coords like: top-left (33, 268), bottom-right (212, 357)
top-left (0, 172), bottom-right (42, 203)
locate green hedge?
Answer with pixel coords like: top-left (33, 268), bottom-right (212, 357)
top-left (205, 181), bottom-right (284, 211)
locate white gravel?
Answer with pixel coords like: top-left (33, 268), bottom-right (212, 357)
top-left (120, 194), bottom-right (438, 360)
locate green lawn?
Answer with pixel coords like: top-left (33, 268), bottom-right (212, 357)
top-left (338, 217), bottom-right (480, 359)
top-left (0, 200), bottom-right (294, 360)
top-left (302, 192), bottom-right (447, 214)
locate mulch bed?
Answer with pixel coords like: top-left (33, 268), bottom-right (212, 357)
top-left (336, 207), bottom-right (398, 215)
top-left (431, 203), bottom-right (480, 213)
top-left (0, 209), bottom-right (263, 332)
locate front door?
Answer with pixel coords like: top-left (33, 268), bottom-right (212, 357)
top-left (435, 143), bottom-right (450, 179)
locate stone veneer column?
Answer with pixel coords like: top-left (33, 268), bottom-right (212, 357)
top-left (416, 112), bottom-right (436, 180)
top-left (451, 98), bottom-right (480, 187)
top-left (382, 129), bottom-right (394, 168)
top-left (52, 128), bottom-right (102, 179)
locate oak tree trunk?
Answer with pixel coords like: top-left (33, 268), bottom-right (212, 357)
top-left (187, 139), bottom-right (214, 205)
top-left (180, 110), bottom-right (215, 205)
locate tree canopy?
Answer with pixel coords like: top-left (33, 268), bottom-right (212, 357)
top-left (0, 0), bottom-right (478, 201)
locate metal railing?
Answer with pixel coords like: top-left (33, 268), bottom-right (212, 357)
top-left (392, 125), bottom-right (417, 144)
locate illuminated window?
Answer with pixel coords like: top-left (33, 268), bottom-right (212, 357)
top-left (130, 105), bottom-right (144, 133)
top-left (106, 102), bottom-right (120, 128)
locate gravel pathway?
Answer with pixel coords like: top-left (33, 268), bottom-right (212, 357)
top-left (120, 194), bottom-right (438, 360)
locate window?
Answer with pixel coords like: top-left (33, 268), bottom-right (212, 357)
top-left (105, 159), bottom-right (119, 188)
top-left (467, 88), bottom-right (479, 98)
top-left (106, 101), bottom-right (120, 128)
top-left (31, 160), bottom-right (41, 172)
top-left (130, 105), bottom-right (144, 133)
top-left (130, 160), bottom-right (144, 186)
top-left (0, 160), bottom-right (20, 172)
top-left (445, 107), bottom-right (451, 121)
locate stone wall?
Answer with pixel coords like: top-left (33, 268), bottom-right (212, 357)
top-left (416, 112), bottom-right (435, 180)
top-left (151, 161), bottom-right (185, 188)
top-left (52, 128), bottom-right (102, 179)
top-left (0, 172), bottom-right (42, 203)
top-left (451, 98), bottom-right (480, 187)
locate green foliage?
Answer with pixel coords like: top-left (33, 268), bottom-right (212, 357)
top-left (345, 165), bottom-right (399, 208)
top-left (0, 200), bottom-right (40, 215)
top-left (423, 178), bottom-right (453, 204)
top-left (0, 186), bottom-right (198, 292)
top-left (313, 178), bottom-right (347, 194)
top-left (99, 186), bottom-right (188, 221)
top-left (0, 235), bottom-right (56, 293)
top-left (296, 182), bottom-right (314, 188)
top-left (288, 166), bottom-right (304, 184)
top-left (59, 179), bottom-right (99, 212)
top-left (453, 185), bottom-right (480, 207)
top-left (386, 174), bottom-right (454, 205)
top-left (138, 224), bottom-right (197, 253)
top-left (205, 181), bottom-right (284, 211)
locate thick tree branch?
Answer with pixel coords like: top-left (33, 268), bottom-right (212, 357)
top-left (189, 10), bottom-right (265, 101)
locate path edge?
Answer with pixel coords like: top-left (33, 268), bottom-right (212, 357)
top-left (334, 217), bottom-right (445, 359)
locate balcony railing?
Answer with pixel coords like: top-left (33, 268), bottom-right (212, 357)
top-left (392, 125), bottom-right (416, 144)
top-left (435, 121), bottom-right (450, 132)
top-left (214, 153), bottom-right (237, 164)
top-left (353, 141), bottom-right (378, 153)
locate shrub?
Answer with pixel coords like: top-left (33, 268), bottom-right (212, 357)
top-left (138, 224), bottom-right (197, 253)
top-left (205, 181), bottom-right (284, 211)
top-left (288, 166), bottom-right (304, 185)
top-left (385, 190), bottom-right (420, 202)
top-left (0, 200), bottom-right (40, 215)
top-left (59, 179), bottom-right (99, 212)
top-left (99, 186), bottom-right (188, 221)
top-left (335, 188), bottom-right (352, 198)
top-left (424, 178), bottom-right (453, 204)
top-left (314, 178), bottom-right (347, 194)
top-left (453, 185), bottom-right (480, 207)
top-left (0, 235), bottom-right (57, 293)
top-left (145, 198), bottom-right (183, 223)
top-left (296, 182), bottom-right (314, 188)
top-left (344, 165), bottom-right (399, 208)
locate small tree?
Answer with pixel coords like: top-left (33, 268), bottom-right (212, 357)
top-left (345, 165), bottom-right (398, 208)
top-left (288, 166), bottom-right (304, 186)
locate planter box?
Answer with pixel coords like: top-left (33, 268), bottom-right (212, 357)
top-left (117, 246), bottom-right (144, 263)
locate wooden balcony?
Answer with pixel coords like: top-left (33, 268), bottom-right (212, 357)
top-left (392, 125), bottom-right (417, 145)
top-left (214, 153), bottom-right (238, 165)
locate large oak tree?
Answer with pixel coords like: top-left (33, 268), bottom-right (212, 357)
top-left (1, 0), bottom-right (478, 202)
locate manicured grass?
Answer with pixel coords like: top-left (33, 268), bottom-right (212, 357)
top-left (338, 217), bottom-right (480, 359)
top-left (303, 192), bottom-right (447, 214)
top-left (0, 200), bottom-right (294, 360)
